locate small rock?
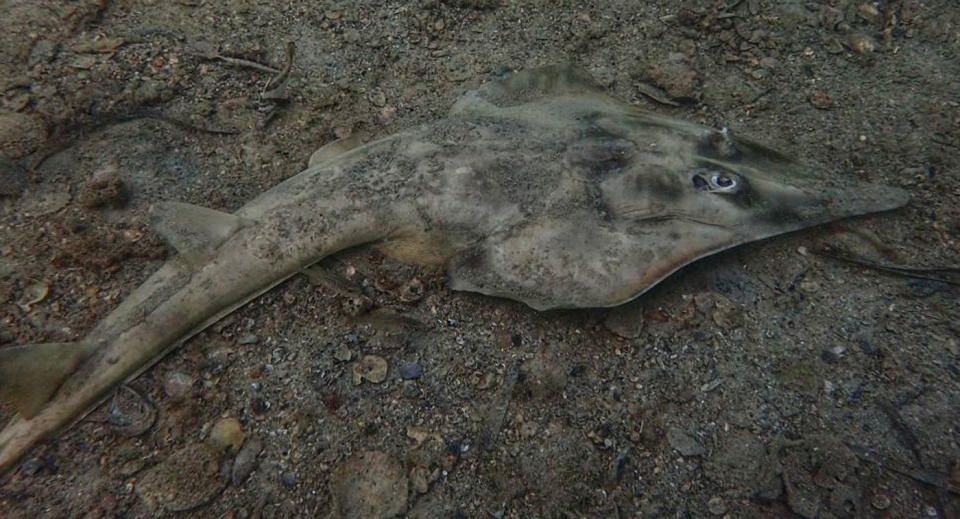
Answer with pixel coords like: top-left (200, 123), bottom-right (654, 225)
top-left (707, 496), bottom-right (727, 515)
top-left (209, 417), bottom-right (245, 454)
top-left (406, 426), bottom-right (441, 448)
top-left (281, 471), bottom-right (297, 488)
top-left (399, 362), bottom-right (422, 380)
top-left (666, 427), bottom-right (706, 457)
top-left (330, 451), bottom-right (408, 519)
top-left (352, 355), bottom-right (388, 385)
top-left (163, 371), bottom-right (194, 400)
top-left (231, 438), bottom-right (262, 486)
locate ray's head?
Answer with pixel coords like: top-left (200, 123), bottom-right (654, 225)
top-left (591, 116), bottom-right (910, 244)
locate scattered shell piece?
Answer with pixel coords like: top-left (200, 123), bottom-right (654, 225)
top-left (352, 355), bottom-right (388, 385)
top-left (330, 451), bottom-right (408, 519)
top-left (136, 444), bottom-right (227, 514)
top-left (209, 417), bottom-right (245, 454)
top-left (406, 426), bottom-right (441, 448)
top-left (847, 33), bottom-right (875, 54)
top-left (18, 281), bottom-right (49, 311)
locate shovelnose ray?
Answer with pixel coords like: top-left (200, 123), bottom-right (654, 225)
top-left (0, 64), bottom-right (908, 473)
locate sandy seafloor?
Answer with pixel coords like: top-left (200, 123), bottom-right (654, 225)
top-left (0, 1), bottom-right (958, 517)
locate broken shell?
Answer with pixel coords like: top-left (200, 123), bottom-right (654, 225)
top-left (18, 281), bottom-right (49, 311)
top-left (847, 33), bottom-right (875, 54)
top-left (352, 355), bottom-right (388, 384)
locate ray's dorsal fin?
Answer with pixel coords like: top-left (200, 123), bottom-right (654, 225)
top-left (0, 342), bottom-right (94, 418)
top-left (451, 64), bottom-right (613, 115)
top-left (149, 202), bottom-right (252, 267)
top-left (308, 133), bottom-right (366, 168)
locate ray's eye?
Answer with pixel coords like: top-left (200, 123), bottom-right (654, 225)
top-left (711, 173), bottom-right (736, 190)
top-left (692, 171), bottom-right (742, 193)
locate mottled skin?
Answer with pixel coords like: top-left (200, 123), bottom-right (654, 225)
top-left (0, 65), bottom-right (907, 474)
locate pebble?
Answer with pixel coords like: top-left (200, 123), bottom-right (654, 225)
top-left (352, 355), bottom-right (388, 385)
top-left (281, 471), bottom-right (297, 488)
top-left (399, 362), bottom-right (422, 380)
top-left (231, 438), bottom-right (262, 486)
top-left (666, 427), bottom-right (706, 457)
top-left (163, 371), bottom-right (195, 400)
top-left (209, 417), bottom-right (246, 454)
top-left (330, 451), bottom-right (408, 519)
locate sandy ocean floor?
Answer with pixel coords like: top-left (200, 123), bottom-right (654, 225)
top-left (1, 1), bottom-right (958, 517)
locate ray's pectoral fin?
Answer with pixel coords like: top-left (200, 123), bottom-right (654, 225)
top-left (448, 215), bottom-right (741, 311)
top-left (448, 216), bottom-right (640, 311)
top-left (307, 133), bottom-right (366, 168)
top-left (0, 342), bottom-right (94, 418)
top-left (149, 202), bottom-right (253, 267)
